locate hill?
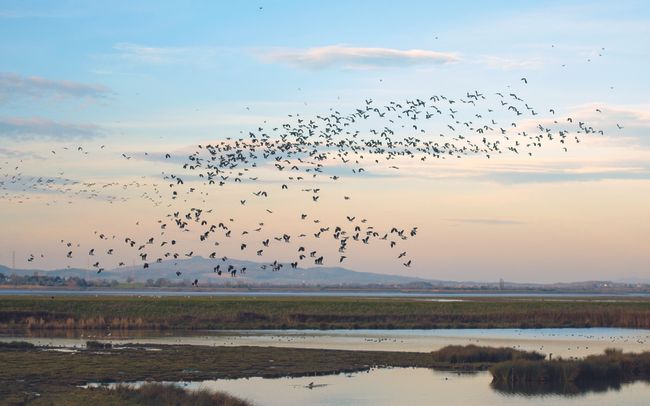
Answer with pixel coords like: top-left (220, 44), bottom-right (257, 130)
top-left (0, 257), bottom-right (434, 286)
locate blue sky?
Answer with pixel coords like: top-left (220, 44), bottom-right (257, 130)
top-left (1, 1), bottom-right (649, 282)
top-left (1, 2), bottom-right (648, 120)
top-left (2, 1), bottom-right (647, 122)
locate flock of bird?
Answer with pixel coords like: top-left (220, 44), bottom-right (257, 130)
top-left (2, 82), bottom-right (621, 284)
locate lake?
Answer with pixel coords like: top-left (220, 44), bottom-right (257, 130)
top-left (4, 327), bottom-right (650, 359)
top-left (91, 367), bottom-right (650, 406)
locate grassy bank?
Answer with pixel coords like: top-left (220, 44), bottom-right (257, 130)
top-left (0, 344), bottom-right (492, 388)
top-left (9, 384), bottom-right (253, 406)
top-left (2, 343), bottom-right (513, 404)
top-left (113, 383), bottom-right (252, 406)
top-left (5, 343), bottom-right (649, 403)
top-left (2, 295), bottom-right (650, 331)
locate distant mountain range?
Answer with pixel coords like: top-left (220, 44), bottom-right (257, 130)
top-left (2, 258), bottom-right (649, 289)
top-left (0, 257), bottom-right (437, 286)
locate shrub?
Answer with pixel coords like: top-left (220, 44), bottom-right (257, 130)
top-left (431, 345), bottom-right (545, 364)
top-left (0, 341), bottom-right (35, 349)
top-left (490, 348), bottom-right (650, 391)
top-left (113, 383), bottom-right (252, 406)
top-left (86, 341), bottom-right (112, 350)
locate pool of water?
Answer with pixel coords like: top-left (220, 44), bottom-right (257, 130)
top-left (91, 368), bottom-right (650, 406)
top-left (4, 327), bottom-right (650, 359)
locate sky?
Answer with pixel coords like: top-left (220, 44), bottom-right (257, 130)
top-left (1, 0), bottom-right (649, 283)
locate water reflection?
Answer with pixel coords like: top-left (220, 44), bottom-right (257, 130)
top-left (491, 378), bottom-right (622, 396)
top-left (103, 368), bottom-right (650, 406)
top-left (3, 327), bottom-right (649, 358)
top-left (1, 328), bottom-right (168, 339)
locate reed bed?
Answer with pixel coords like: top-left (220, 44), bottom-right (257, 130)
top-left (490, 348), bottom-right (650, 389)
top-left (113, 383), bottom-right (252, 406)
top-left (431, 344), bottom-right (544, 363)
top-left (2, 295), bottom-right (650, 330)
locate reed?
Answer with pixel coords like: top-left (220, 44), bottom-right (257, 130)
top-left (0, 340), bottom-right (34, 349)
top-left (490, 348), bottom-right (650, 391)
top-left (431, 345), bottom-right (544, 363)
top-left (86, 340), bottom-right (112, 350)
top-left (113, 383), bottom-right (252, 406)
top-left (2, 295), bottom-right (650, 330)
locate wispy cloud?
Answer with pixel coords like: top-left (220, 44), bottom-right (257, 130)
top-left (480, 55), bottom-right (544, 70)
top-left (570, 103), bottom-right (650, 127)
top-left (0, 117), bottom-right (103, 140)
top-left (447, 218), bottom-right (524, 225)
top-left (0, 72), bottom-right (111, 102)
top-left (534, 103), bottom-right (650, 146)
top-left (0, 147), bottom-right (44, 160)
top-left (355, 150), bottom-right (650, 184)
top-left (112, 43), bottom-right (219, 66)
top-left (491, 165), bottom-right (644, 185)
top-left (482, 167), bottom-right (650, 184)
top-left (113, 43), bottom-right (179, 64)
top-left (259, 45), bottom-right (460, 70)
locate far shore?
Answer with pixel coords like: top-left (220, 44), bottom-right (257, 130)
top-left (3, 284), bottom-right (650, 296)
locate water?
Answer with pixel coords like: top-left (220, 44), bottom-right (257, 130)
top-left (94, 368), bottom-right (650, 406)
top-left (3, 288), bottom-right (650, 298)
top-left (5, 327), bottom-right (650, 359)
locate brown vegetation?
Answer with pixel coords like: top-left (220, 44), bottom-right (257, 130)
top-left (431, 344), bottom-right (544, 363)
top-left (113, 383), bottom-right (252, 406)
top-left (2, 295), bottom-right (650, 331)
top-left (490, 348), bottom-right (650, 394)
top-left (2, 342), bottom-right (505, 405)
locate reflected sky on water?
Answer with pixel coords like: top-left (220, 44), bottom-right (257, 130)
top-left (105, 368), bottom-right (650, 406)
top-left (4, 327), bottom-right (649, 359)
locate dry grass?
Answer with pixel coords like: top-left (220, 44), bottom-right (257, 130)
top-left (431, 344), bottom-right (544, 363)
top-left (1, 343), bottom-right (501, 404)
top-left (2, 295), bottom-right (650, 331)
top-left (490, 348), bottom-right (650, 394)
top-left (113, 383), bottom-right (252, 406)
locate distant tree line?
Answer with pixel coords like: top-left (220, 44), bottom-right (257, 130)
top-left (0, 273), bottom-right (118, 288)
top-left (1, 272), bottom-right (647, 292)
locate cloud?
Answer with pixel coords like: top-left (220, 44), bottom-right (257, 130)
top-left (0, 72), bottom-right (111, 102)
top-left (350, 152), bottom-right (650, 184)
top-left (480, 55), bottom-right (544, 70)
top-left (113, 43), bottom-right (178, 64)
top-left (259, 45), bottom-right (460, 70)
top-left (0, 117), bottom-right (103, 140)
top-left (447, 218), bottom-right (524, 225)
top-left (572, 103), bottom-right (650, 127)
top-left (482, 167), bottom-right (650, 184)
top-left (531, 103), bottom-right (650, 147)
top-left (0, 147), bottom-right (44, 160)
top-left (112, 43), bottom-right (219, 66)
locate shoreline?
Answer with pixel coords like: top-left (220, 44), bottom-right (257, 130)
top-left (3, 342), bottom-right (650, 402)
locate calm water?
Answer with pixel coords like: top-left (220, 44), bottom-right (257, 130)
top-left (97, 368), bottom-right (650, 406)
top-left (5, 327), bottom-right (650, 358)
